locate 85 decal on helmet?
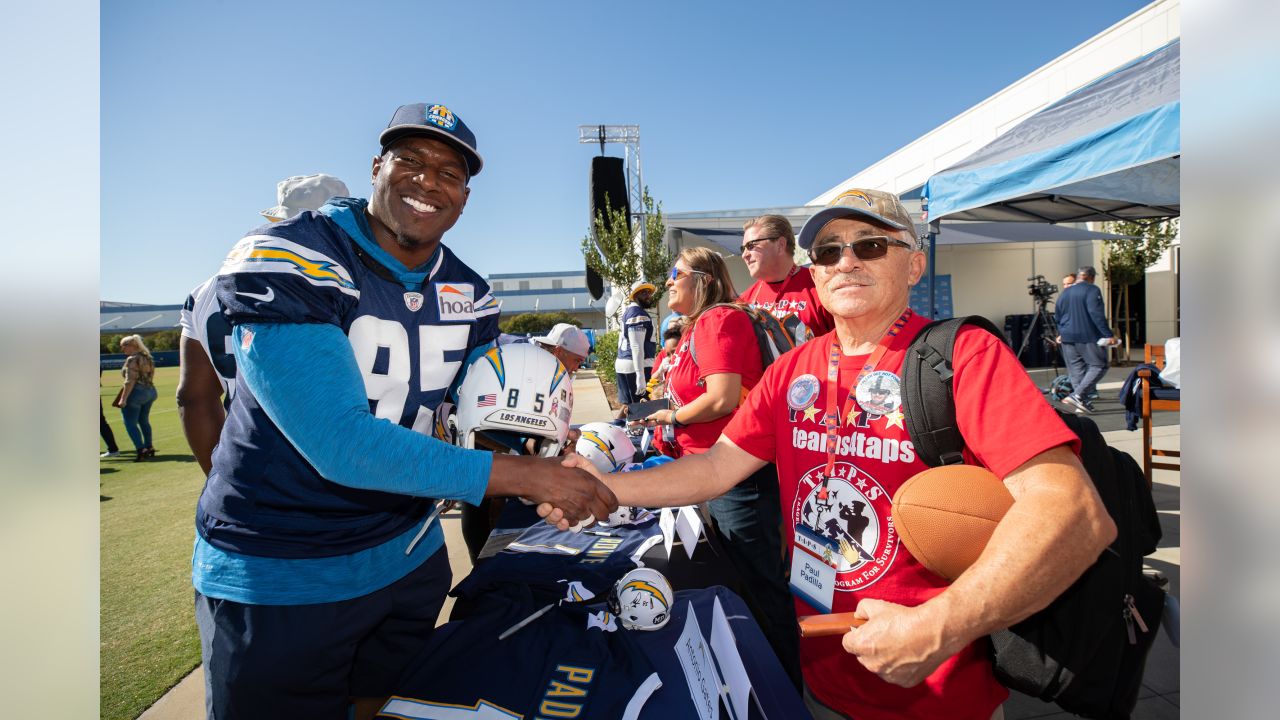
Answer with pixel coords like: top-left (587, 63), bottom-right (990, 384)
top-left (608, 567), bottom-right (674, 631)
top-left (454, 343), bottom-right (575, 457)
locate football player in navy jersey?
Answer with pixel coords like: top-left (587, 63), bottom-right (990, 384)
top-left (178, 174), bottom-right (350, 475)
top-left (193, 103), bottom-right (616, 719)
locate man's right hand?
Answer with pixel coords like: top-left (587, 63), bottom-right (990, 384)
top-left (489, 454), bottom-right (617, 530)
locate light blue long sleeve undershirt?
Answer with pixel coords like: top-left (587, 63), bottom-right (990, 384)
top-left (234, 322), bottom-right (491, 501)
top-left (191, 321), bottom-right (492, 605)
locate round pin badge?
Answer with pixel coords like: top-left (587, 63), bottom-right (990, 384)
top-left (787, 374), bottom-right (820, 411)
top-left (855, 370), bottom-right (901, 416)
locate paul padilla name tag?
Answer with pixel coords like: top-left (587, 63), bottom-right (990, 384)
top-left (789, 524), bottom-right (839, 614)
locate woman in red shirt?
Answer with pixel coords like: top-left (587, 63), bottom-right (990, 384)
top-left (643, 246), bottom-right (801, 687)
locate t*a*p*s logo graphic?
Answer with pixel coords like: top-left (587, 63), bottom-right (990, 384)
top-left (793, 461), bottom-right (897, 593)
top-left (426, 104), bottom-right (457, 130)
top-left (435, 283), bottom-right (474, 321)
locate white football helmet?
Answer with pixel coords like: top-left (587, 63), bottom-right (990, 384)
top-left (455, 343), bottom-right (574, 457)
top-left (608, 567), bottom-right (674, 631)
top-left (575, 422), bottom-right (636, 474)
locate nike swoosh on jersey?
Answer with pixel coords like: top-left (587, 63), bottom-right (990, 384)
top-left (236, 288), bottom-right (275, 302)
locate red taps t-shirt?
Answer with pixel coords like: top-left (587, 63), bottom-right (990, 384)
top-left (738, 266), bottom-right (835, 343)
top-left (660, 306), bottom-right (764, 456)
top-left (723, 314), bottom-right (1079, 720)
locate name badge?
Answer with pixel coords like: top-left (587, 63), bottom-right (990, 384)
top-left (789, 524), bottom-right (839, 614)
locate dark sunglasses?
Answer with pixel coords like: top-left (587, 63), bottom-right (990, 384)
top-left (669, 266), bottom-right (709, 282)
top-left (739, 235), bottom-right (780, 254)
top-left (808, 236), bottom-right (915, 266)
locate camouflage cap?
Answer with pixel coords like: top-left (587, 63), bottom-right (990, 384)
top-left (798, 188), bottom-right (917, 250)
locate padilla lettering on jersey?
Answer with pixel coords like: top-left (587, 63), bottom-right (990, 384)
top-left (378, 588), bottom-right (661, 720)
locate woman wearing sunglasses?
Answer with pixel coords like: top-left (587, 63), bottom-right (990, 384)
top-left (642, 246), bottom-right (802, 687)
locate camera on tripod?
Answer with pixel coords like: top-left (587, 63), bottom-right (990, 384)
top-left (1026, 275), bottom-right (1058, 305)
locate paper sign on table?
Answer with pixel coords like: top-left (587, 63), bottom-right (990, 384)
top-left (675, 505), bottom-right (704, 560)
top-left (674, 601), bottom-right (725, 720)
top-left (710, 595), bottom-right (759, 720)
top-left (659, 508), bottom-right (677, 559)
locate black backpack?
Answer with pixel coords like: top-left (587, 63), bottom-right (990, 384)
top-left (901, 316), bottom-right (1165, 720)
top-left (689, 303), bottom-right (798, 371)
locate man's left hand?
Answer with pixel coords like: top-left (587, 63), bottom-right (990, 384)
top-left (841, 598), bottom-right (957, 688)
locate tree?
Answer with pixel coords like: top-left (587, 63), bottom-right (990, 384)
top-left (580, 186), bottom-right (672, 315)
top-left (499, 312), bottom-right (583, 336)
top-left (1102, 218), bottom-right (1179, 354)
top-left (592, 330), bottom-right (619, 385)
top-left (147, 329), bottom-right (183, 352)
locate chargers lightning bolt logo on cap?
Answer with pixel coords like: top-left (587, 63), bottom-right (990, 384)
top-left (835, 189), bottom-right (875, 208)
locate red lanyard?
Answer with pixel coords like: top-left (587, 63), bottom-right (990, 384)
top-left (819, 309), bottom-right (913, 492)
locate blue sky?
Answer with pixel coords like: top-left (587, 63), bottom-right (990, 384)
top-left (102, 0), bottom-right (1147, 304)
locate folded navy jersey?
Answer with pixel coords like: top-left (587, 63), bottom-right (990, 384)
top-left (200, 198), bottom-right (500, 559)
top-left (382, 585), bottom-right (807, 720)
top-left (379, 586), bottom-right (662, 720)
top-left (452, 517), bottom-right (663, 602)
top-left (626, 585), bottom-right (809, 720)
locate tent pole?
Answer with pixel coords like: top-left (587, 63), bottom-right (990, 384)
top-left (927, 219), bottom-right (940, 318)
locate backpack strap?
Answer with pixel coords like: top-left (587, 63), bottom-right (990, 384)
top-left (690, 302), bottom-right (788, 369)
top-left (901, 315), bottom-right (1006, 467)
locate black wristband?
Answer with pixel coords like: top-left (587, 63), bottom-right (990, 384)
top-left (671, 409), bottom-right (686, 428)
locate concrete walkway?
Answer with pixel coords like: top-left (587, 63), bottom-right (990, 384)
top-left (139, 369), bottom-right (1180, 719)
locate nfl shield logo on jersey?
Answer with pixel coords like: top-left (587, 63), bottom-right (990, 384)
top-left (404, 292), bottom-right (425, 312)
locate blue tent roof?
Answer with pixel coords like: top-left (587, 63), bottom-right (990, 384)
top-left (923, 39), bottom-right (1180, 223)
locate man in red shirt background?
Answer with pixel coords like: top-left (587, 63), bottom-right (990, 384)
top-left (738, 214), bottom-right (835, 343)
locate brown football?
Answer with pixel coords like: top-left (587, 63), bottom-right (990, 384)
top-left (892, 465), bottom-right (1013, 581)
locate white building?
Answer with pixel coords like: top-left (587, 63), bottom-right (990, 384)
top-left (487, 270), bottom-right (610, 330)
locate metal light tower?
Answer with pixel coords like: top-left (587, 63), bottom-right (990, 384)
top-left (578, 124), bottom-right (645, 245)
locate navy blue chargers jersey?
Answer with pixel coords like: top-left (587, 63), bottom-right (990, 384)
top-left (378, 585), bottom-right (662, 720)
top-left (199, 199), bottom-right (500, 559)
top-left (453, 517), bottom-right (663, 603)
top-left (629, 586), bottom-right (809, 720)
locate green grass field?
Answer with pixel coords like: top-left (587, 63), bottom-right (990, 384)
top-left (100, 366), bottom-right (205, 720)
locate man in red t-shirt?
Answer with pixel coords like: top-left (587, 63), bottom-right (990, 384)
top-left (554, 189), bottom-right (1117, 720)
top-left (738, 214), bottom-right (835, 343)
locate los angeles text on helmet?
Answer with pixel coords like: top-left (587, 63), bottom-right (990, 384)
top-left (485, 410), bottom-right (551, 430)
top-left (791, 427), bottom-right (917, 465)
